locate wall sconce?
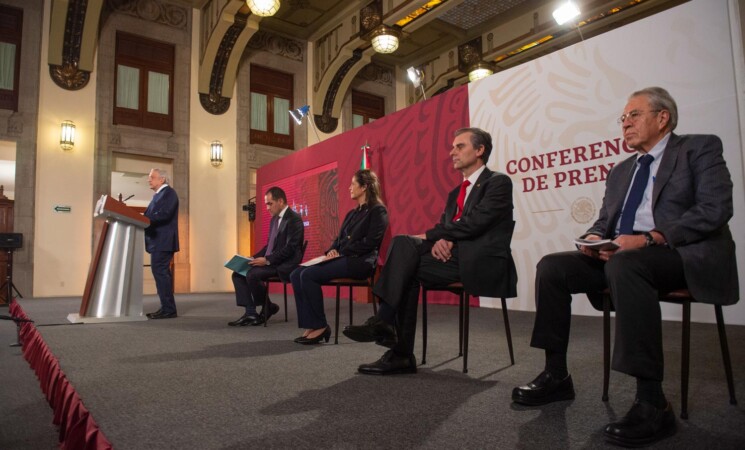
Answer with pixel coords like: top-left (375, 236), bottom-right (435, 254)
top-left (467, 62), bottom-right (495, 82)
top-left (210, 140), bottom-right (223, 167)
top-left (370, 25), bottom-right (400, 54)
top-left (60, 120), bottom-right (75, 151)
top-left (246, 0), bottom-right (280, 17)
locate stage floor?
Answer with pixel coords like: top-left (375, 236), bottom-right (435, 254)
top-left (3, 293), bottom-right (745, 449)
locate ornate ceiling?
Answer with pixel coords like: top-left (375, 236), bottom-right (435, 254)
top-left (52, 0), bottom-right (686, 132)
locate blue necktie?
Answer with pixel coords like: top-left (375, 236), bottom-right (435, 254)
top-left (619, 154), bottom-right (654, 235)
top-left (265, 216), bottom-right (279, 256)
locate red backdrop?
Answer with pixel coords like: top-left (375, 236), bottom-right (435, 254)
top-left (257, 85), bottom-right (470, 303)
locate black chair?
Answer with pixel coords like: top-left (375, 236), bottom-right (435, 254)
top-left (421, 285), bottom-right (514, 374)
top-left (323, 262), bottom-right (379, 344)
top-left (262, 240), bottom-right (307, 326)
top-left (600, 288), bottom-right (737, 419)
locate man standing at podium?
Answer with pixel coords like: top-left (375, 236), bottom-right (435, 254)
top-left (144, 168), bottom-right (180, 320)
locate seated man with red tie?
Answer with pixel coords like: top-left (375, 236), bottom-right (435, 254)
top-left (344, 127), bottom-right (517, 375)
top-left (229, 187), bottom-right (304, 327)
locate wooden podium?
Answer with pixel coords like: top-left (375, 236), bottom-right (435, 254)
top-left (68, 195), bottom-right (151, 323)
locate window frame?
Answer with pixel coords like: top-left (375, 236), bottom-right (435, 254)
top-left (113, 32), bottom-right (175, 132)
top-left (351, 89), bottom-right (384, 128)
top-left (250, 64), bottom-right (294, 149)
top-left (0, 5), bottom-right (22, 112)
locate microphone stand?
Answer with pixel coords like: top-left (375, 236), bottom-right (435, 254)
top-left (1, 314), bottom-right (34, 347)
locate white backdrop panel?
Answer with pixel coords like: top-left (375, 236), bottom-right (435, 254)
top-left (469, 0), bottom-right (745, 325)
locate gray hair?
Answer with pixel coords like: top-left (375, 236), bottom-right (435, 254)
top-left (151, 168), bottom-right (169, 184)
top-left (630, 86), bottom-right (678, 132)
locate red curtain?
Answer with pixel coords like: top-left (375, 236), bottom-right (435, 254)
top-left (9, 302), bottom-right (113, 449)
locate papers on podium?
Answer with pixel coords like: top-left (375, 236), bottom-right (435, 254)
top-left (573, 238), bottom-right (620, 251)
top-left (224, 255), bottom-right (253, 276)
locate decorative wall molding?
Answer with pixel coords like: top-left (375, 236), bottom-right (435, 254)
top-left (106, 0), bottom-right (188, 30)
top-left (247, 30), bottom-right (304, 62)
top-left (358, 63), bottom-right (392, 87)
top-left (49, 0), bottom-right (91, 91)
top-left (315, 49), bottom-right (363, 133)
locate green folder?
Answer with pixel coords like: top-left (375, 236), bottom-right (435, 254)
top-left (224, 255), bottom-right (253, 277)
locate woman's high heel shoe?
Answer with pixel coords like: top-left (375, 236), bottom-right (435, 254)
top-left (299, 326), bottom-right (331, 345)
top-left (294, 330), bottom-right (312, 343)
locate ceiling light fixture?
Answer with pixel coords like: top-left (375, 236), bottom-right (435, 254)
top-left (552, 1), bottom-right (581, 25)
top-left (370, 25), bottom-right (400, 54)
top-left (246, 0), bottom-right (280, 17)
top-left (467, 62), bottom-right (494, 82)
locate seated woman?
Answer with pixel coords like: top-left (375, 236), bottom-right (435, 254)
top-left (290, 169), bottom-right (388, 344)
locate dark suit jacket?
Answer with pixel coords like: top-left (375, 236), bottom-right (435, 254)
top-left (327, 203), bottom-right (388, 276)
top-left (587, 133), bottom-right (738, 305)
top-left (144, 185), bottom-right (179, 253)
top-left (425, 168), bottom-right (518, 298)
top-left (254, 207), bottom-right (305, 281)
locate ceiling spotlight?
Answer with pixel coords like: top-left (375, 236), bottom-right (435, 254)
top-left (289, 105), bottom-right (310, 125)
top-left (468, 62), bottom-right (494, 82)
top-left (407, 67), bottom-right (422, 88)
top-left (553, 1), bottom-right (581, 25)
top-left (246, 0), bottom-right (280, 17)
top-left (406, 67), bottom-right (427, 100)
top-left (370, 25), bottom-right (400, 54)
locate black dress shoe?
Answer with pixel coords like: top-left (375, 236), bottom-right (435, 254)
top-left (150, 311), bottom-right (177, 320)
top-left (146, 309), bottom-right (162, 319)
top-left (358, 350), bottom-right (417, 375)
top-left (251, 303), bottom-right (280, 326)
top-left (604, 400), bottom-right (676, 447)
top-left (343, 316), bottom-right (396, 346)
top-left (511, 371), bottom-right (575, 406)
top-left (228, 313), bottom-right (259, 327)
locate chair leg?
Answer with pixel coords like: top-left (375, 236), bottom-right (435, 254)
top-left (283, 283), bottom-right (288, 322)
top-left (349, 286), bottom-right (354, 326)
top-left (462, 292), bottom-right (470, 374)
top-left (264, 283), bottom-right (270, 328)
top-left (422, 289), bottom-right (428, 365)
top-left (458, 293), bottom-right (464, 357)
top-left (714, 305), bottom-right (737, 406)
top-left (500, 298), bottom-right (515, 366)
top-left (603, 294), bottom-right (611, 402)
top-left (680, 300), bottom-right (691, 420)
top-left (372, 293), bottom-right (378, 316)
top-left (334, 286), bottom-right (341, 344)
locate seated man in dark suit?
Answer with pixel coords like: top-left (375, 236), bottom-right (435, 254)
top-left (229, 187), bottom-right (304, 327)
top-left (512, 87), bottom-right (738, 447)
top-left (344, 127), bottom-right (517, 375)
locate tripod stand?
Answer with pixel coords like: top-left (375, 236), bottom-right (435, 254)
top-left (1, 313), bottom-right (34, 347)
top-left (0, 248), bottom-right (23, 305)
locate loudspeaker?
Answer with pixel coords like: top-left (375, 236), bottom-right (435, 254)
top-left (0, 233), bottom-right (22, 249)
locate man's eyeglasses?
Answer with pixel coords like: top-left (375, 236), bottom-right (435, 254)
top-left (617, 109), bottom-right (661, 125)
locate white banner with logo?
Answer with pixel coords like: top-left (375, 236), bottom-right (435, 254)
top-left (470, 0), bottom-right (745, 324)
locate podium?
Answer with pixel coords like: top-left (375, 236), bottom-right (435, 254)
top-left (68, 195), bottom-right (151, 323)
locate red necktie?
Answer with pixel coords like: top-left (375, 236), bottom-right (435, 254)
top-left (453, 179), bottom-right (471, 221)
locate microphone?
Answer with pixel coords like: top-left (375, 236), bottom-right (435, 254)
top-left (124, 194), bottom-right (135, 201)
